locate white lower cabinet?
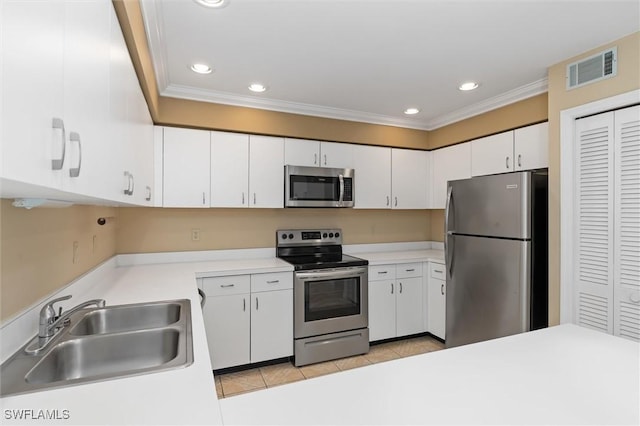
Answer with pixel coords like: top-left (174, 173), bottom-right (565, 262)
top-left (368, 263), bottom-right (424, 342)
top-left (427, 262), bottom-right (446, 340)
top-left (200, 272), bottom-right (293, 370)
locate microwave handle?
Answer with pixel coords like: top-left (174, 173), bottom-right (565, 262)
top-left (338, 174), bottom-right (344, 205)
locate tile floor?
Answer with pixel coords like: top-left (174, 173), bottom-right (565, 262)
top-left (215, 335), bottom-right (445, 398)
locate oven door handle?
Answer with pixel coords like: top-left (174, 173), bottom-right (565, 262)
top-left (296, 268), bottom-right (366, 282)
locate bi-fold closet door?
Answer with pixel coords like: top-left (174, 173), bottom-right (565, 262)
top-left (574, 105), bottom-right (639, 341)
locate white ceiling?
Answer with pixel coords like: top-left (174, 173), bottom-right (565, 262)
top-left (140, 0), bottom-right (640, 130)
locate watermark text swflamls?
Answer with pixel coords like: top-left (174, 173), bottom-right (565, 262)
top-left (4, 409), bottom-right (70, 421)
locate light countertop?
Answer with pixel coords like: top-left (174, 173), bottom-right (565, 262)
top-left (352, 249), bottom-right (444, 265)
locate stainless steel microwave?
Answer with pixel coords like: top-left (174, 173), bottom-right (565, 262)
top-left (285, 165), bottom-right (354, 207)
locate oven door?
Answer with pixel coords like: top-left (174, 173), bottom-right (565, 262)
top-left (294, 266), bottom-right (368, 338)
top-left (285, 165), bottom-right (354, 208)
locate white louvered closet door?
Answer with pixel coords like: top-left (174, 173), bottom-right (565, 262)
top-left (613, 105), bottom-right (640, 341)
top-left (574, 112), bottom-right (615, 334)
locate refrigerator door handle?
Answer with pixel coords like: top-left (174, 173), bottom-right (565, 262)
top-left (445, 185), bottom-right (455, 277)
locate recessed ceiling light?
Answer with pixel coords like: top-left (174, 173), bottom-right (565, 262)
top-left (193, 0), bottom-right (229, 8)
top-left (404, 107), bottom-right (420, 115)
top-left (248, 83), bottom-right (268, 93)
top-left (190, 63), bottom-right (212, 74)
top-left (458, 81), bottom-right (479, 91)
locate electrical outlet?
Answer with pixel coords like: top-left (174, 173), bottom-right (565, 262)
top-left (191, 229), bottom-right (201, 241)
top-left (72, 241), bottom-right (79, 264)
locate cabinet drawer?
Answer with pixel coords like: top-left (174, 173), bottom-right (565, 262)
top-left (430, 263), bottom-right (446, 281)
top-left (369, 265), bottom-right (396, 281)
top-left (251, 272), bottom-right (293, 293)
top-left (202, 275), bottom-right (250, 296)
top-left (396, 262), bottom-right (422, 279)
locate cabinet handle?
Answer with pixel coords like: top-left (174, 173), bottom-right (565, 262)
top-left (314, 153), bottom-right (318, 165)
top-left (405, 269), bottom-right (415, 272)
top-left (630, 293), bottom-right (640, 304)
top-left (202, 192), bottom-right (205, 205)
top-left (391, 283), bottom-right (394, 294)
top-left (145, 186), bottom-right (152, 202)
top-left (433, 269), bottom-right (443, 274)
top-left (243, 298), bottom-right (246, 311)
top-left (394, 197), bottom-right (398, 207)
top-left (518, 154), bottom-right (522, 168)
top-left (386, 196), bottom-right (390, 206)
top-left (129, 173), bottom-right (135, 196)
top-left (506, 156), bottom-right (510, 169)
top-left (123, 171), bottom-right (132, 195)
top-left (220, 284), bottom-right (235, 288)
top-left (242, 192), bottom-right (245, 205)
top-left (266, 280), bottom-right (280, 284)
top-left (68, 132), bottom-right (82, 178)
top-left (51, 118), bottom-right (66, 170)
top-left (441, 284), bottom-right (445, 295)
top-left (378, 271), bottom-right (388, 275)
top-left (253, 193), bottom-right (256, 205)
top-left (399, 282), bottom-right (403, 293)
top-left (324, 154), bottom-right (327, 165)
top-left (256, 297), bottom-right (259, 310)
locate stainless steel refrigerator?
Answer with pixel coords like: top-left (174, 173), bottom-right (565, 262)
top-left (445, 170), bottom-right (548, 348)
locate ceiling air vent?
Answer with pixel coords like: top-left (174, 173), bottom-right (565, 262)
top-left (566, 47), bottom-right (617, 90)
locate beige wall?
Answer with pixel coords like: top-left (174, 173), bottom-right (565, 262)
top-left (0, 200), bottom-right (117, 322)
top-left (546, 31), bottom-right (640, 326)
top-left (116, 208), bottom-right (431, 253)
top-left (428, 93), bottom-right (548, 149)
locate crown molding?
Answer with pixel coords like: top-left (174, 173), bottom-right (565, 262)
top-left (162, 84), bottom-right (433, 130)
top-left (424, 78), bottom-right (549, 129)
top-left (140, 0), bottom-right (169, 94)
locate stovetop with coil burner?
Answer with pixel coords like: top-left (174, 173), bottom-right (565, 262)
top-left (276, 229), bottom-right (368, 271)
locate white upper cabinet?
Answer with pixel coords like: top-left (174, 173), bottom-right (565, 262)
top-left (431, 142), bottom-right (471, 209)
top-left (391, 148), bottom-right (429, 209)
top-left (514, 122), bottom-right (549, 171)
top-left (162, 127), bottom-right (211, 208)
top-left (284, 139), bottom-right (354, 168)
top-left (1, 0), bottom-right (65, 190)
top-left (471, 122), bottom-right (549, 177)
top-left (471, 131), bottom-right (514, 176)
top-left (211, 131), bottom-right (250, 208)
top-left (353, 145), bottom-right (392, 209)
top-left (249, 135), bottom-right (284, 208)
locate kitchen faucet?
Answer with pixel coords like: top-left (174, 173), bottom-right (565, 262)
top-left (28, 295), bottom-right (106, 354)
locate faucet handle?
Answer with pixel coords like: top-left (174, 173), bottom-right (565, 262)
top-left (40, 295), bottom-right (72, 320)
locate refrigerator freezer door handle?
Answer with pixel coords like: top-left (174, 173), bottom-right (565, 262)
top-left (445, 185), bottom-right (455, 277)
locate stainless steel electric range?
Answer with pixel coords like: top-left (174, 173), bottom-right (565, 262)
top-left (276, 229), bottom-right (369, 366)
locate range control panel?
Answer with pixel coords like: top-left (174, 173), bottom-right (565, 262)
top-left (276, 229), bottom-right (342, 246)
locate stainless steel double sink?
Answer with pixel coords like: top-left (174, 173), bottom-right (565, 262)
top-left (1, 299), bottom-right (193, 397)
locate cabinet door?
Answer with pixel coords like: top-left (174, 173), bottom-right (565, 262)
top-left (1, 0), bottom-right (65, 189)
top-left (368, 279), bottom-right (396, 341)
top-left (353, 145), bottom-right (391, 209)
top-left (60, 0), bottom-right (111, 198)
top-left (514, 122), bottom-right (549, 171)
top-left (471, 131), bottom-right (514, 176)
top-left (251, 289), bottom-right (293, 363)
top-left (162, 127), bottom-right (210, 207)
top-left (396, 277), bottom-right (424, 337)
top-left (431, 142), bottom-right (471, 209)
top-left (284, 138), bottom-right (320, 167)
top-left (613, 105), bottom-right (640, 341)
top-left (203, 294), bottom-right (250, 370)
top-left (249, 135), bottom-right (284, 208)
top-left (320, 142), bottom-right (354, 169)
top-left (428, 276), bottom-right (446, 340)
top-left (391, 148), bottom-right (429, 209)
top-left (211, 131), bottom-right (249, 207)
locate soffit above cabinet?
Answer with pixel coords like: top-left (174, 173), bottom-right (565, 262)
top-left (140, 0), bottom-right (639, 130)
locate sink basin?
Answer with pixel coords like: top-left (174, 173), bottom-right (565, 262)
top-left (26, 329), bottom-right (180, 384)
top-left (0, 299), bottom-right (193, 397)
top-left (70, 302), bottom-right (181, 335)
